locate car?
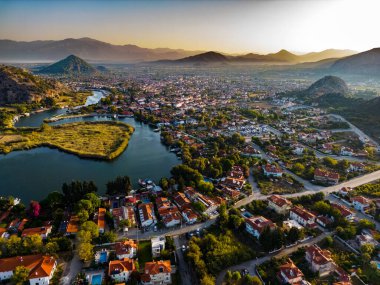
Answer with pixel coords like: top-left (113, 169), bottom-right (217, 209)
top-left (153, 226), bottom-right (158, 232)
top-left (186, 232), bottom-right (194, 239)
top-left (181, 245), bottom-right (186, 252)
top-left (241, 268), bottom-right (249, 276)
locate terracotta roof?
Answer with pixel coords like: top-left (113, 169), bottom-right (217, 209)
top-left (351, 196), bottom-right (370, 205)
top-left (268, 195), bottom-right (292, 207)
top-left (291, 206), bottom-right (316, 221)
top-left (108, 258), bottom-right (135, 276)
top-left (306, 245), bottom-right (333, 265)
top-left (279, 259), bottom-right (304, 281)
top-left (264, 164), bottom-right (283, 174)
top-left (115, 240), bottom-right (137, 256)
top-left (0, 254), bottom-right (56, 279)
top-left (331, 203), bottom-right (353, 218)
top-left (66, 216), bottom-right (80, 233)
top-left (22, 226), bottom-right (51, 237)
top-left (97, 208), bottom-right (106, 230)
top-left (246, 216), bottom-right (276, 234)
top-left (144, 260), bottom-right (171, 275)
top-left (138, 203), bottom-right (155, 223)
top-left (314, 168), bottom-right (339, 180)
top-left (173, 192), bottom-right (191, 209)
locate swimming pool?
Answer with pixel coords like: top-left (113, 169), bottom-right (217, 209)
top-left (99, 251), bottom-right (107, 263)
top-left (91, 274), bottom-right (102, 285)
top-left (242, 211), bottom-right (253, 218)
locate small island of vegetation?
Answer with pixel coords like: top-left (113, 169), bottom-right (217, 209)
top-left (0, 121), bottom-right (134, 160)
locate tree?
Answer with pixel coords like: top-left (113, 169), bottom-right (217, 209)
top-left (29, 200), bottom-right (41, 218)
top-left (78, 230), bottom-right (93, 243)
top-left (12, 266), bottom-right (30, 285)
top-left (77, 209), bottom-right (90, 224)
top-left (23, 234), bottom-right (43, 254)
top-left (81, 221), bottom-right (99, 239)
top-left (231, 271), bottom-right (241, 282)
top-left (200, 274), bottom-right (215, 285)
top-left (84, 193), bottom-right (100, 209)
top-left (106, 176), bottom-right (132, 195)
top-left (45, 242), bottom-right (59, 255)
top-left (287, 227), bottom-right (301, 244)
top-left (78, 242), bottom-right (94, 261)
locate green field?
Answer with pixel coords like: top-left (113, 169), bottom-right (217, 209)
top-left (0, 121), bottom-right (134, 160)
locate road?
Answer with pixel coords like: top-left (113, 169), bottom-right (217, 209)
top-left (173, 236), bottom-right (193, 285)
top-left (215, 231), bottom-right (333, 285)
top-left (62, 240), bottom-right (82, 285)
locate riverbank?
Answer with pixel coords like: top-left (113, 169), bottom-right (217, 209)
top-left (0, 121), bottom-right (134, 160)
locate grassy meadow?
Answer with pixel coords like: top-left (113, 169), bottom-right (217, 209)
top-left (0, 121), bottom-right (134, 160)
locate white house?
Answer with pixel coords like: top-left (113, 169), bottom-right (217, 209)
top-left (151, 236), bottom-right (166, 258)
top-left (138, 203), bottom-right (157, 228)
top-left (290, 206), bottom-right (316, 228)
top-left (245, 216), bottom-right (276, 239)
top-left (115, 240), bottom-right (137, 259)
top-left (182, 209), bottom-right (198, 224)
top-left (351, 196), bottom-right (371, 213)
top-left (108, 258), bottom-right (135, 282)
top-left (0, 255), bottom-right (57, 285)
top-left (268, 195), bottom-right (292, 215)
top-left (141, 260), bottom-right (172, 285)
top-left (263, 164), bottom-right (283, 178)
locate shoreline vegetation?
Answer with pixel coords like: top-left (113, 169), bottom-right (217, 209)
top-left (0, 121), bottom-right (134, 160)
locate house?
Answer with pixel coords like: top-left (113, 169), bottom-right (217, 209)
top-left (245, 216), bottom-right (276, 239)
top-left (277, 259), bottom-right (305, 284)
top-left (108, 258), bottom-right (135, 282)
top-left (340, 147), bottom-right (354, 156)
top-left (351, 196), bottom-right (371, 213)
top-left (268, 195), bottom-right (292, 215)
top-left (290, 206), bottom-right (316, 228)
top-left (305, 245), bottom-right (335, 276)
top-left (292, 144), bottom-right (305, 155)
top-left (349, 162), bottom-right (365, 172)
top-left (156, 198), bottom-right (182, 228)
top-left (0, 254), bottom-right (57, 285)
top-left (356, 234), bottom-right (379, 247)
top-left (138, 203), bottom-right (157, 228)
top-left (112, 206), bottom-right (136, 232)
top-left (339, 187), bottom-right (353, 196)
top-left (22, 225), bottom-right (52, 239)
top-left (151, 236), bottom-right (166, 258)
top-left (331, 203), bottom-right (354, 220)
top-left (316, 215), bottom-right (333, 228)
top-left (263, 164), bottom-right (283, 178)
top-left (141, 260), bottom-right (172, 285)
top-left (314, 168), bottom-right (339, 185)
top-left (283, 220), bottom-right (303, 231)
top-left (173, 192), bottom-right (191, 210)
top-left (182, 208), bottom-right (198, 224)
top-left (66, 216), bottom-right (80, 235)
top-left (96, 208), bottom-right (106, 234)
top-left (115, 240), bottom-right (137, 259)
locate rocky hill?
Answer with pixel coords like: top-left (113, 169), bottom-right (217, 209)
top-left (306, 75), bottom-right (349, 97)
top-left (0, 65), bottom-right (67, 104)
top-left (39, 55), bottom-right (97, 75)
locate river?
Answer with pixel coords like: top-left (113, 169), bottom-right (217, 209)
top-left (0, 91), bottom-right (179, 202)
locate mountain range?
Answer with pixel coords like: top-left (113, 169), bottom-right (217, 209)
top-left (0, 37), bottom-right (356, 64)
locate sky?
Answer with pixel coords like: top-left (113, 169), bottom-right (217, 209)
top-left (0, 0), bottom-right (379, 54)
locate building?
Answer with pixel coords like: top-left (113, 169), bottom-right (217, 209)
top-left (305, 245), bottom-right (335, 276)
top-left (115, 240), bottom-right (137, 259)
top-left (111, 206), bottom-right (136, 231)
top-left (356, 233), bottom-right (379, 247)
top-left (245, 216), bottom-right (276, 239)
top-left (151, 236), bottom-right (166, 258)
top-left (96, 208), bottom-right (106, 234)
top-left (263, 164), bottom-right (283, 178)
top-left (66, 215), bottom-right (80, 235)
top-left (22, 226), bottom-right (52, 239)
top-left (0, 254), bottom-right (57, 285)
top-left (108, 258), bottom-right (135, 282)
top-left (351, 196), bottom-right (371, 213)
top-left (141, 260), bottom-right (172, 285)
top-left (314, 168), bottom-right (339, 185)
top-left (277, 259), bottom-right (305, 284)
top-left (182, 208), bottom-right (198, 224)
top-left (173, 192), bottom-right (191, 210)
top-left (290, 206), bottom-right (316, 228)
top-left (156, 198), bottom-right (182, 228)
top-left (349, 162), bottom-right (365, 172)
top-left (339, 187), bottom-right (353, 196)
top-left (331, 203), bottom-right (354, 220)
top-left (268, 195), bottom-right (292, 215)
top-left (138, 203), bottom-right (157, 228)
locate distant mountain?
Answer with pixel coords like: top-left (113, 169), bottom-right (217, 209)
top-left (39, 55), bottom-right (97, 75)
top-left (299, 49), bottom-right (356, 63)
top-left (0, 37), bottom-right (202, 63)
top-left (0, 65), bottom-right (67, 104)
top-left (266, 49), bottom-right (300, 62)
top-left (176, 51), bottom-right (229, 63)
top-left (330, 48), bottom-right (380, 75)
top-left (306, 75), bottom-right (349, 97)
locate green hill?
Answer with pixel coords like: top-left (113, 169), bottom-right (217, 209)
top-left (39, 54), bottom-right (97, 75)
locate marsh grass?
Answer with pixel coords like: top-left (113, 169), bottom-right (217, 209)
top-left (0, 121), bottom-right (134, 160)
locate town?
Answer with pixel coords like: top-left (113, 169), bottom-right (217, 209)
top-left (1, 64), bottom-right (380, 285)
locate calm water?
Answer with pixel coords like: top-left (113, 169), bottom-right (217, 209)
top-left (0, 92), bottom-right (179, 202)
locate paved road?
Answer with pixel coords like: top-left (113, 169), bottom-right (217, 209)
top-left (174, 236), bottom-right (193, 285)
top-left (62, 240), bottom-right (82, 285)
top-left (215, 231), bottom-right (333, 285)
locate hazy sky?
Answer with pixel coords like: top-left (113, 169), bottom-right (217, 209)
top-left (0, 0), bottom-right (379, 54)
